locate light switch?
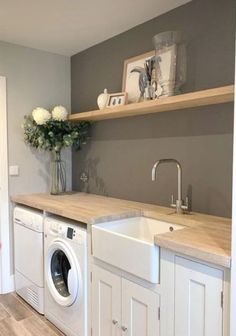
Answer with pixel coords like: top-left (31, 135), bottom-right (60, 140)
top-left (9, 165), bottom-right (19, 176)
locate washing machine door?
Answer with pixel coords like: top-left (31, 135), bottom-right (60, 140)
top-left (46, 240), bottom-right (81, 307)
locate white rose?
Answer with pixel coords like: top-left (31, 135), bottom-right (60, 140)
top-left (52, 106), bottom-right (68, 121)
top-left (32, 107), bottom-right (51, 125)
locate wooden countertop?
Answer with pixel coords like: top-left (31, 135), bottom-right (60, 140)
top-left (11, 192), bottom-right (231, 268)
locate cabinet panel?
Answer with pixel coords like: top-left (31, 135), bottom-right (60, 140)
top-left (122, 278), bottom-right (160, 336)
top-left (175, 256), bottom-right (223, 336)
top-left (92, 265), bottom-right (121, 336)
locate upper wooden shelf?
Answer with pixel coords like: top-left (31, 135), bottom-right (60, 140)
top-left (69, 85), bottom-right (234, 122)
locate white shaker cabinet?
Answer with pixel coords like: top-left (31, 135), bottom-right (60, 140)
top-left (174, 256), bottom-right (224, 336)
top-left (92, 264), bottom-right (160, 336)
top-left (122, 278), bottom-right (160, 336)
top-left (92, 265), bottom-right (121, 336)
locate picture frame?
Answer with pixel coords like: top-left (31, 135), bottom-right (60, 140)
top-left (122, 51), bottom-right (155, 103)
top-left (122, 48), bottom-right (177, 102)
top-left (106, 92), bottom-right (128, 107)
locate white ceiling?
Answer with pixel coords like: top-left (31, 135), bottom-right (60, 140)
top-left (0, 0), bottom-right (190, 56)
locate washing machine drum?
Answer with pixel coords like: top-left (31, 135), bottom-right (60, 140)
top-left (46, 241), bottom-right (81, 307)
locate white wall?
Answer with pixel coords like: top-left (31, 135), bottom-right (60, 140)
top-left (0, 41), bottom-right (71, 281)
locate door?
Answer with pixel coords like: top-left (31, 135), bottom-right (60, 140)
top-left (122, 278), bottom-right (160, 336)
top-left (175, 256), bottom-right (224, 336)
top-left (14, 222), bottom-right (44, 286)
top-left (0, 76), bottom-right (12, 293)
top-left (92, 265), bottom-right (121, 336)
top-left (46, 240), bottom-right (80, 307)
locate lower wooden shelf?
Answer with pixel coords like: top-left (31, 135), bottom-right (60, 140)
top-left (69, 85), bottom-right (234, 122)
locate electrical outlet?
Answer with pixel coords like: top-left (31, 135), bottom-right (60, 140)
top-left (9, 165), bottom-right (19, 176)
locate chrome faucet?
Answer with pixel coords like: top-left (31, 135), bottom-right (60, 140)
top-left (152, 159), bottom-right (189, 214)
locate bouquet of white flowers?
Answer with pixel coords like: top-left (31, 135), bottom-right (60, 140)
top-left (23, 106), bottom-right (91, 195)
top-left (23, 106), bottom-right (90, 153)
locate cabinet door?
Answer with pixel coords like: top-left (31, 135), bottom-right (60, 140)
top-left (92, 265), bottom-right (121, 336)
top-left (175, 256), bottom-right (223, 336)
top-left (122, 278), bottom-right (160, 336)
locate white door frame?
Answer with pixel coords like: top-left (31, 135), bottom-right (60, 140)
top-left (230, 39), bottom-right (236, 335)
top-left (0, 76), bottom-right (14, 293)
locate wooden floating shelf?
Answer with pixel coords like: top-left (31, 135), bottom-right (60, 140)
top-left (69, 85), bottom-right (234, 122)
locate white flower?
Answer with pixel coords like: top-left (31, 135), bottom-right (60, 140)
top-left (52, 106), bottom-right (68, 121)
top-left (32, 107), bottom-right (51, 125)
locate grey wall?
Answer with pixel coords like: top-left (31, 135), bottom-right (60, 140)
top-left (71, 0), bottom-right (235, 218)
top-left (0, 41), bottom-right (71, 195)
top-left (0, 41), bottom-right (71, 274)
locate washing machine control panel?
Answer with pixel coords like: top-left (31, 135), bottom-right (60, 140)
top-left (47, 218), bottom-right (86, 244)
top-left (67, 227), bottom-right (74, 239)
top-left (66, 227), bottom-right (85, 244)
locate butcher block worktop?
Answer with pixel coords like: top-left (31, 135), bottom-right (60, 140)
top-left (11, 192), bottom-right (231, 268)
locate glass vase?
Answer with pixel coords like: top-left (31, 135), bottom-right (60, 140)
top-left (50, 151), bottom-right (66, 195)
top-left (152, 31), bottom-right (187, 97)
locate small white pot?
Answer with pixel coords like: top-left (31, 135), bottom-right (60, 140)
top-left (97, 89), bottom-right (109, 109)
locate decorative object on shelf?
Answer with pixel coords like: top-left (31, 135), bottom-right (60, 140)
top-left (106, 92), bottom-right (128, 107)
top-left (97, 89), bottom-right (109, 109)
top-left (153, 31), bottom-right (186, 97)
top-left (23, 106), bottom-right (90, 195)
top-left (144, 57), bottom-right (157, 100)
top-left (122, 51), bottom-right (155, 103)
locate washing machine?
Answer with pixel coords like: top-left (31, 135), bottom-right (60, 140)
top-left (44, 216), bottom-right (88, 336)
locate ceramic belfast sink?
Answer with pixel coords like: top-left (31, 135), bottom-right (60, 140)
top-left (92, 216), bottom-right (184, 283)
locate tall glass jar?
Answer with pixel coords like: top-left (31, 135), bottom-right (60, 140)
top-left (152, 31), bottom-right (186, 97)
top-left (50, 151), bottom-right (66, 195)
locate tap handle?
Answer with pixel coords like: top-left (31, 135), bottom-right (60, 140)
top-left (181, 196), bottom-right (189, 211)
top-left (185, 196), bottom-right (189, 208)
top-left (170, 194), bottom-right (176, 208)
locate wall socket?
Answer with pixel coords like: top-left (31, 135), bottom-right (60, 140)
top-left (9, 165), bottom-right (19, 176)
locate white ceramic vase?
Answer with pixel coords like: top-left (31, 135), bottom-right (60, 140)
top-left (97, 89), bottom-right (109, 109)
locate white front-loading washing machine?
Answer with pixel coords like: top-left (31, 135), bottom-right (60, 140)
top-left (44, 216), bottom-right (88, 336)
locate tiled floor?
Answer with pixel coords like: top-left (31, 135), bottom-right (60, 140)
top-left (0, 292), bottom-right (64, 335)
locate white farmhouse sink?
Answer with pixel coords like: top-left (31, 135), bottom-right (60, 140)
top-left (92, 217), bottom-right (184, 283)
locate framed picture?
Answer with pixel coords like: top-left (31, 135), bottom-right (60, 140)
top-left (122, 51), bottom-right (155, 104)
top-left (122, 48), bottom-right (177, 103)
top-left (106, 92), bottom-right (128, 107)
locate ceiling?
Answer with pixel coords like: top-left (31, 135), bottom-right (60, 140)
top-left (0, 0), bottom-right (190, 56)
